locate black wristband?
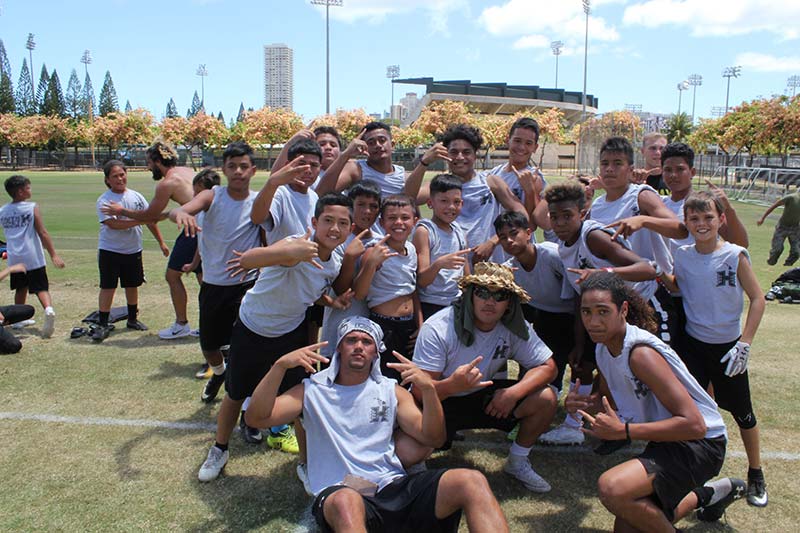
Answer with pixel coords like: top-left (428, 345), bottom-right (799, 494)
top-left (625, 421), bottom-right (631, 442)
top-left (418, 156), bottom-right (429, 167)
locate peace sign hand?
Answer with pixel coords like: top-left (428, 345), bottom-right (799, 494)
top-left (386, 351), bottom-right (435, 391)
top-left (578, 396), bottom-right (624, 440)
top-left (276, 341), bottom-right (330, 373)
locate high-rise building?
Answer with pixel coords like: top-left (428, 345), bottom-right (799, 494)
top-left (263, 43), bottom-right (293, 110)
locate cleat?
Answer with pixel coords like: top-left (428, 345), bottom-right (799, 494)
top-left (697, 477), bottom-right (747, 521)
top-left (747, 474), bottom-right (768, 507)
top-left (126, 319), bottom-right (148, 331)
top-left (267, 426), bottom-right (299, 454)
top-left (90, 324), bottom-right (111, 343)
top-left (503, 456), bottom-right (551, 493)
top-left (198, 445), bottom-right (228, 482)
top-left (201, 371), bottom-right (226, 403)
top-left (158, 321), bottom-right (191, 339)
top-left (239, 411), bottom-right (263, 444)
top-left (195, 363), bottom-right (212, 380)
top-left (538, 423), bottom-right (585, 446)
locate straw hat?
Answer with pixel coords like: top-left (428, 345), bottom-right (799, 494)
top-left (458, 262), bottom-right (530, 303)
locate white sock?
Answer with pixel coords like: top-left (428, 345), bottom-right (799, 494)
top-left (509, 442), bottom-right (532, 457)
top-left (211, 362), bottom-right (225, 376)
top-left (45, 306), bottom-right (54, 314)
top-left (242, 397), bottom-right (251, 411)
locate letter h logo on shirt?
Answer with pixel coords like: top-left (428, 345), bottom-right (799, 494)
top-left (716, 267), bottom-right (736, 288)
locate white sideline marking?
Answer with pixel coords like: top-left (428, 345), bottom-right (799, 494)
top-left (2, 410), bottom-right (799, 462)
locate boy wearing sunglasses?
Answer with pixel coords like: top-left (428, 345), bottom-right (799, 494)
top-left (413, 262), bottom-right (558, 493)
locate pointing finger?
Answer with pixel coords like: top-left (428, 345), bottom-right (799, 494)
top-left (392, 350), bottom-right (412, 364)
top-left (468, 355), bottom-right (483, 369)
top-left (601, 396), bottom-right (613, 413)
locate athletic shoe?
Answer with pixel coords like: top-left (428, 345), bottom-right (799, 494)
top-left (189, 328), bottom-right (200, 337)
top-left (41, 307), bottom-right (55, 338)
top-left (538, 423), bottom-right (585, 446)
top-left (267, 426), bottom-right (300, 454)
top-left (696, 477), bottom-right (747, 522)
top-left (126, 319), bottom-right (148, 331)
top-left (297, 463), bottom-right (313, 496)
top-left (507, 424), bottom-right (519, 442)
top-left (158, 321), bottom-right (191, 339)
top-left (198, 445), bottom-right (228, 482)
top-left (11, 319), bottom-right (35, 330)
top-left (91, 324), bottom-right (111, 343)
top-left (747, 473), bottom-right (768, 507)
top-left (503, 456), bottom-right (551, 493)
top-left (201, 372), bottom-right (226, 403)
top-left (239, 411), bottom-right (263, 444)
top-left (195, 363), bottom-right (212, 380)
top-left (594, 439), bottom-right (630, 455)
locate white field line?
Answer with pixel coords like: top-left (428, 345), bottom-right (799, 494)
top-left (1, 410), bottom-right (799, 461)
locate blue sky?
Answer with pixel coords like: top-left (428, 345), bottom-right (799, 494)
top-left (2, 0), bottom-right (799, 123)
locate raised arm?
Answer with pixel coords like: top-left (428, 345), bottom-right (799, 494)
top-left (168, 189), bottom-right (214, 237)
top-left (271, 129), bottom-right (314, 173)
top-left (706, 181), bottom-right (749, 247)
top-left (250, 157), bottom-right (311, 225)
top-left (315, 130), bottom-right (366, 195)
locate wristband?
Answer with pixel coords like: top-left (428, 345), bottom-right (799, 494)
top-left (418, 156), bottom-right (429, 167)
top-left (625, 421), bottom-right (631, 442)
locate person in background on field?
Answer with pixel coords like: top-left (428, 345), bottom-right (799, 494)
top-left (0, 175), bottom-right (65, 338)
top-left (758, 187), bottom-right (800, 266)
top-left (633, 132), bottom-right (668, 194)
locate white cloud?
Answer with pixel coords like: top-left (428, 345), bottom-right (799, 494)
top-left (512, 34), bottom-right (550, 49)
top-left (316, 0), bottom-right (467, 24)
top-left (623, 0), bottom-right (800, 39)
top-left (736, 52), bottom-right (800, 73)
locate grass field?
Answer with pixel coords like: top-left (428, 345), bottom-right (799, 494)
top-left (0, 170), bottom-right (798, 532)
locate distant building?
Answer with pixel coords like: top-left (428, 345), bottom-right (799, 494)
top-left (264, 43), bottom-right (293, 110)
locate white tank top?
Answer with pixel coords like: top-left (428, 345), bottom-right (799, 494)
top-left (357, 160), bottom-right (406, 196)
top-left (365, 240), bottom-right (417, 308)
top-left (0, 201), bottom-right (46, 269)
top-left (415, 219), bottom-right (466, 306)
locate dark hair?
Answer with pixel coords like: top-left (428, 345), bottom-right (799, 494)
top-left (103, 159), bottom-right (126, 179)
top-left (380, 194), bottom-right (415, 217)
top-left (439, 124), bottom-right (483, 151)
top-left (580, 271), bottom-right (657, 334)
top-left (599, 136), bottom-right (634, 165)
top-left (315, 193), bottom-right (353, 220)
top-left (146, 140), bottom-right (178, 168)
top-left (314, 126), bottom-right (342, 149)
top-left (193, 168), bottom-right (221, 190)
top-left (4, 175), bottom-right (30, 197)
top-left (347, 179), bottom-right (381, 203)
top-left (288, 138), bottom-right (322, 161)
top-left (544, 181), bottom-right (587, 210)
top-left (493, 211), bottom-right (529, 233)
top-left (509, 117), bottom-right (540, 143)
top-left (223, 141), bottom-right (255, 165)
top-left (429, 173), bottom-right (463, 195)
top-left (661, 142), bottom-right (695, 167)
top-left (363, 121), bottom-right (392, 139)
top-left (683, 190), bottom-right (724, 218)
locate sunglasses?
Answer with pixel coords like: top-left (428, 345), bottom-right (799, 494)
top-left (473, 286), bottom-right (512, 302)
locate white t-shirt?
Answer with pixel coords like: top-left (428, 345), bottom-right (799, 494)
top-left (488, 162), bottom-right (547, 209)
top-left (505, 242), bottom-right (575, 314)
top-left (0, 201), bottom-right (46, 269)
top-left (358, 160), bottom-right (406, 196)
top-left (97, 189), bottom-right (148, 254)
top-left (264, 185), bottom-right (318, 245)
top-left (414, 306), bottom-right (552, 396)
top-left (415, 219), bottom-right (467, 306)
top-left (365, 240), bottom-right (417, 309)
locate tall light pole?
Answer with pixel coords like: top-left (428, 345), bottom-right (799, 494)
top-left (80, 49), bottom-right (95, 167)
top-left (788, 75), bottom-right (800, 98)
top-left (386, 64), bottom-right (399, 122)
top-left (624, 103), bottom-right (641, 152)
top-left (196, 64), bottom-right (208, 108)
top-left (677, 80), bottom-right (689, 115)
top-left (551, 40), bottom-right (563, 88)
top-left (580, 0), bottom-right (590, 171)
top-left (311, 0), bottom-right (343, 115)
top-left (688, 74), bottom-right (702, 125)
top-left (25, 33), bottom-right (35, 89)
top-left (722, 66), bottom-right (741, 114)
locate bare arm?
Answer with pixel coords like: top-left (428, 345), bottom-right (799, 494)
top-left (487, 175), bottom-right (529, 221)
top-left (102, 219), bottom-right (143, 230)
top-left (146, 222), bottom-right (170, 257)
top-left (103, 181), bottom-right (174, 222)
top-left (33, 205), bottom-right (65, 268)
top-left (237, 232), bottom-right (322, 270)
top-left (738, 253), bottom-right (765, 345)
top-left (271, 129), bottom-right (314, 173)
top-left (606, 215), bottom-right (689, 240)
top-left (705, 181), bottom-right (749, 247)
top-left (583, 230), bottom-right (657, 281)
top-left (387, 352), bottom-right (446, 448)
top-left (251, 157), bottom-right (311, 225)
top-left (315, 131), bottom-right (366, 195)
top-left (637, 189), bottom-right (679, 221)
top-left (168, 189), bottom-right (215, 237)
top-left (757, 197), bottom-right (784, 225)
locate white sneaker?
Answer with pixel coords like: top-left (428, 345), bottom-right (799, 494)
top-left (297, 463), bottom-right (313, 496)
top-left (198, 445), bottom-right (228, 482)
top-left (159, 321), bottom-right (192, 340)
top-left (504, 456), bottom-right (551, 493)
top-left (189, 328), bottom-right (200, 337)
top-left (538, 423), bottom-right (585, 446)
top-left (12, 319), bottom-right (35, 330)
top-left (42, 307), bottom-right (55, 339)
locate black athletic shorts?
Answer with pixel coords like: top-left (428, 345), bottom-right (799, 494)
top-left (522, 305), bottom-right (575, 391)
top-left (98, 249), bottom-right (144, 289)
top-left (681, 334), bottom-right (756, 429)
top-left (312, 469), bottom-right (461, 533)
top-left (420, 302), bottom-right (447, 321)
top-left (305, 303), bottom-right (324, 326)
top-left (10, 266), bottom-right (49, 294)
top-left (225, 319), bottom-right (308, 401)
top-left (167, 231), bottom-right (201, 273)
top-left (638, 436), bottom-right (726, 522)
top-left (441, 379), bottom-right (529, 441)
top-left (198, 281), bottom-right (254, 352)
top-left (369, 312), bottom-right (416, 381)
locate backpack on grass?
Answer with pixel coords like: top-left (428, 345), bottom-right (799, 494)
top-left (766, 268), bottom-right (800, 303)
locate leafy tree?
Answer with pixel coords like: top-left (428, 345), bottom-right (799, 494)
top-left (0, 73), bottom-right (15, 114)
top-left (391, 126), bottom-right (433, 149)
top-left (92, 109), bottom-right (154, 156)
top-left (65, 69), bottom-right (83, 119)
top-left (236, 102), bottom-right (246, 123)
top-left (309, 108), bottom-right (372, 143)
top-left (413, 100), bottom-right (472, 136)
top-left (98, 71), bottom-right (119, 116)
top-left (188, 91), bottom-right (202, 118)
top-left (0, 39), bottom-right (11, 79)
top-left (35, 64), bottom-right (49, 113)
top-left (666, 112), bottom-right (692, 143)
top-left (125, 100), bottom-right (132, 113)
top-left (15, 59), bottom-right (35, 116)
top-left (82, 72), bottom-right (96, 118)
top-left (165, 98), bottom-right (178, 118)
top-left (41, 70), bottom-right (66, 117)
top-left (531, 108), bottom-right (566, 168)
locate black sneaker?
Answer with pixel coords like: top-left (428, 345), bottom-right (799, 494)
top-left (201, 371), bottom-right (225, 403)
top-left (126, 320), bottom-right (148, 331)
top-left (239, 411), bottom-right (263, 444)
top-left (747, 474), bottom-right (768, 507)
top-left (697, 477), bottom-right (747, 522)
top-left (91, 324), bottom-right (111, 343)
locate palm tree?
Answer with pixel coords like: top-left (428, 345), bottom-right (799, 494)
top-left (666, 112), bottom-right (693, 142)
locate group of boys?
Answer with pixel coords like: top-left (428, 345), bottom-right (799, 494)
top-left (0, 119), bottom-right (774, 531)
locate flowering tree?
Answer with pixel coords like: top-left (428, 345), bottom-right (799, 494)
top-left (183, 112), bottom-right (230, 168)
top-left (413, 100), bottom-right (473, 137)
top-left (230, 107), bottom-right (303, 164)
top-left (92, 109), bottom-right (155, 156)
top-left (531, 108), bottom-right (566, 168)
top-left (390, 126), bottom-right (433, 149)
top-left (310, 108), bottom-right (373, 143)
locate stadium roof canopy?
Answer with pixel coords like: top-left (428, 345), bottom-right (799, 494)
top-left (395, 77), bottom-right (598, 127)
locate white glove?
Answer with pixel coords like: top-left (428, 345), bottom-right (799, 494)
top-left (720, 341), bottom-right (750, 377)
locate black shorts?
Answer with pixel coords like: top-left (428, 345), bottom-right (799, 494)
top-left (441, 380), bottom-right (527, 440)
top-left (681, 334), bottom-right (756, 429)
top-left (10, 266), bottom-right (49, 294)
top-left (522, 305), bottom-right (575, 390)
top-left (98, 249), bottom-right (144, 289)
top-left (225, 319), bottom-right (308, 401)
top-left (369, 312), bottom-right (417, 380)
top-left (305, 303), bottom-right (324, 326)
top-left (420, 302), bottom-right (446, 321)
top-left (198, 281), bottom-right (254, 352)
top-left (312, 469), bottom-right (461, 533)
top-left (638, 436), bottom-right (726, 521)
top-left (167, 232), bottom-right (201, 273)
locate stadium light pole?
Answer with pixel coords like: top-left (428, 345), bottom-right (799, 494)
top-left (624, 103), bottom-right (642, 153)
top-left (551, 40), bottom-right (563, 88)
top-left (677, 80), bottom-right (689, 115)
top-left (580, 0), bottom-right (590, 172)
top-left (722, 66), bottom-right (741, 114)
top-left (311, 0), bottom-right (343, 115)
top-left (80, 49), bottom-right (95, 167)
top-left (25, 33), bottom-right (35, 89)
top-left (386, 65), bottom-right (399, 123)
top-left (788, 75), bottom-right (800, 98)
top-left (196, 64), bottom-right (208, 108)
top-left (688, 74), bottom-right (702, 125)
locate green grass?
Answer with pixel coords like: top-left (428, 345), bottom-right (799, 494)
top-left (0, 170), bottom-right (797, 532)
